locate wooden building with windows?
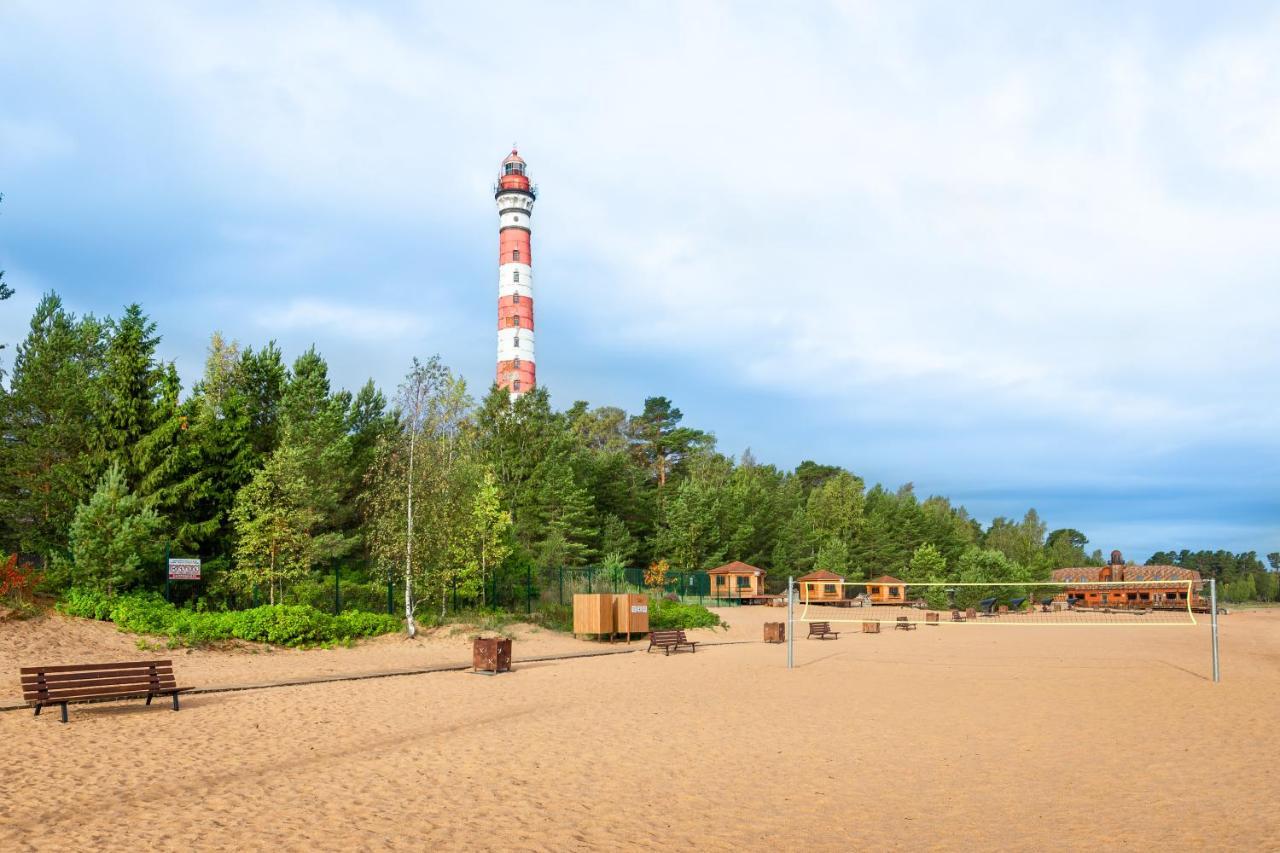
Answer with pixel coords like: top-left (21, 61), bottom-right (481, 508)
top-left (797, 570), bottom-right (846, 602)
top-left (706, 561), bottom-right (768, 602)
top-left (1051, 550), bottom-right (1201, 609)
top-left (865, 575), bottom-right (908, 605)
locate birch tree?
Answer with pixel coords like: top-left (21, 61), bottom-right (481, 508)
top-left (365, 357), bottom-right (473, 636)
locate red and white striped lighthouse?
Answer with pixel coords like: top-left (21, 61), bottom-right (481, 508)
top-left (495, 148), bottom-right (536, 395)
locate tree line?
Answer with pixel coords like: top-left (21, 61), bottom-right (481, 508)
top-left (2, 294), bottom-right (1276, 626)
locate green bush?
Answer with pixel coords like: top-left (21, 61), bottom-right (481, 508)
top-left (56, 588), bottom-right (401, 647)
top-left (649, 598), bottom-right (725, 631)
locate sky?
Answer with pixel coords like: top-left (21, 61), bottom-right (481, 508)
top-left (1, 1), bottom-right (1277, 560)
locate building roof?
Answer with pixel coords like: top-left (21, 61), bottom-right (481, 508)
top-left (706, 561), bottom-right (766, 576)
top-left (868, 575), bottom-right (906, 585)
top-left (1050, 565), bottom-right (1202, 583)
top-left (797, 570), bottom-right (845, 582)
top-left (502, 148), bottom-right (526, 166)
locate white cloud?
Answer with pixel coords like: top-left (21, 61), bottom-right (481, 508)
top-left (2, 1), bottom-right (1278, 495)
top-left (256, 298), bottom-right (423, 341)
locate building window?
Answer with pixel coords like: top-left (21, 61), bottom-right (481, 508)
top-left (716, 576), bottom-right (725, 587)
top-left (513, 379), bottom-right (521, 391)
top-left (823, 584), bottom-right (836, 595)
top-left (513, 293), bottom-right (520, 303)
top-left (513, 270), bottom-right (520, 282)
top-left (513, 249), bottom-right (520, 262)
top-left (513, 316), bottom-right (520, 327)
top-left (513, 357), bottom-right (520, 368)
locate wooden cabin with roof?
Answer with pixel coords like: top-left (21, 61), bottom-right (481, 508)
top-left (1051, 550), bottom-right (1201, 609)
top-left (797, 570), bottom-right (846, 603)
top-left (865, 575), bottom-right (908, 605)
top-left (706, 561), bottom-right (768, 602)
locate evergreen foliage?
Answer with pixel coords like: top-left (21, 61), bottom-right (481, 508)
top-left (1, 293), bottom-right (1273, 623)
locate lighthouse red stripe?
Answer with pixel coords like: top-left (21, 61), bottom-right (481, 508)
top-left (498, 230), bottom-right (531, 265)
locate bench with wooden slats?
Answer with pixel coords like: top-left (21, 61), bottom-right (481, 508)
top-left (807, 621), bottom-right (840, 640)
top-left (20, 660), bottom-right (191, 723)
top-left (647, 629), bottom-right (698, 655)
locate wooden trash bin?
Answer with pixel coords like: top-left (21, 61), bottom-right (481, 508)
top-left (473, 637), bottom-right (512, 674)
top-left (862, 621), bottom-right (880, 634)
top-left (966, 607), bottom-right (976, 620)
top-left (573, 594), bottom-right (614, 639)
top-left (763, 622), bottom-right (785, 643)
top-left (925, 611), bottom-right (940, 625)
top-left (613, 593), bottom-right (650, 643)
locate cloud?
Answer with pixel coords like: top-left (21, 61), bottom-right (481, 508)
top-left (256, 298), bottom-right (424, 342)
top-left (1, 1), bottom-right (1277, 552)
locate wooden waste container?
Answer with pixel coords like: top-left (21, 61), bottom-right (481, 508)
top-left (862, 621), bottom-right (880, 634)
top-left (925, 611), bottom-right (940, 625)
top-left (966, 607), bottom-right (977, 620)
top-left (763, 622), bottom-right (785, 643)
top-left (473, 637), bottom-right (512, 674)
top-left (613, 593), bottom-right (650, 642)
top-left (573, 594), bottom-right (615, 638)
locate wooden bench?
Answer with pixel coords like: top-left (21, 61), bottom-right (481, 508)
top-left (647, 629), bottom-right (698, 656)
top-left (895, 616), bottom-right (917, 631)
top-left (807, 621), bottom-right (840, 640)
top-left (20, 660), bottom-right (191, 723)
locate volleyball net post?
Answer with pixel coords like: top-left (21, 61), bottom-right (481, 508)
top-left (786, 575), bottom-right (794, 670)
top-left (1210, 578), bottom-right (1220, 683)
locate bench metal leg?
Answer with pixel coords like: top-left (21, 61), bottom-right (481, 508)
top-left (33, 703), bottom-right (41, 717)
top-left (172, 692), bottom-right (180, 711)
top-left (146, 694), bottom-right (153, 706)
top-left (60, 702), bottom-right (68, 724)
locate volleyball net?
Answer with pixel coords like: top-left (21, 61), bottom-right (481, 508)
top-left (794, 580), bottom-right (1206, 626)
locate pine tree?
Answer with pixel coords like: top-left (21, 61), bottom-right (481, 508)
top-left (0, 294), bottom-right (106, 558)
top-left (229, 445), bottom-right (318, 604)
top-left (65, 462), bottom-right (165, 595)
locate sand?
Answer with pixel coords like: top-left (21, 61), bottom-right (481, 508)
top-left (2, 606), bottom-right (1279, 851)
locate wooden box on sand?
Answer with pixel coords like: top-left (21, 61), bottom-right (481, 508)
top-left (574, 594), bottom-right (614, 635)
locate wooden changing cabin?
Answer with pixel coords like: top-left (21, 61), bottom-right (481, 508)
top-left (797, 570), bottom-right (846, 603)
top-left (707, 561), bottom-right (770, 603)
top-left (865, 575), bottom-right (908, 605)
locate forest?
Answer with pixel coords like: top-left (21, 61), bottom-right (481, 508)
top-left (2, 293), bottom-right (1277, 628)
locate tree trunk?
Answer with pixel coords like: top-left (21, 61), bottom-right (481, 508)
top-left (404, 427), bottom-right (417, 638)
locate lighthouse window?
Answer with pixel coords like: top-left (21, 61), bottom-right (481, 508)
top-left (513, 379), bottom-right (521, 391)
top-left (514, 357), bottom-right (520, 367)
top-left (513, 316), bottom-right (520, 327)
top-left (513, 270), bottom-right (519, 282)
top-left (513, 249), bottom-right (520, 262)
top-left (513, 293), bottom-right (520, 303)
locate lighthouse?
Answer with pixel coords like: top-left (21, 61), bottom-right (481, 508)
top-left (495, 148), bottom-right (537, 395)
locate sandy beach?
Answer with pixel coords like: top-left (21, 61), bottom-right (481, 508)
top-left (3, 606), bottom-right (1278, 851)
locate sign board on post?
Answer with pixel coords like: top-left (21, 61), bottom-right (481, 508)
top-left (168, 558), bottom-right (201, 580)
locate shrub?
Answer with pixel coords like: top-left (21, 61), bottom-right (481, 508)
top-left (649, 598), bottom-right (725, 631)
top-left (56, 589), bottom-right (401, 647)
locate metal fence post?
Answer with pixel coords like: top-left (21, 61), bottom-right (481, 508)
top-left (527, 563), bottom-right (533, 615)
top-left (387, 581), bottom-right (393, 615)
top-left (787, 575), bottom-right (794, 670)
top-left (559, 567), bottom-right (564, 605)
top-left (1210, 578), bottom-right (1220, 683)
top-left (334, 563), bottom-right (341, 615)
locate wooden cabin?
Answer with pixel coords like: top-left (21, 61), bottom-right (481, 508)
top-left (865, 575), bottom-right (908, 605)
top-left (1051, 551), bottom-right (1201, 609)
top-left (797, 570), bottom-right (846, 602)
top-left (706, 561), bottom-right (767, 601)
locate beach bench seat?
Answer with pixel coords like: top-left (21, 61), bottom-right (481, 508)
top-left (978, 597), bottom-right (998, 616)
top-left (20, 660), bottom-right (190, 723)
top-left (807, 621), bottom-right (840, 640)
top-left (950, 609), bottom-right (966, 622)
top-left (647, 629), bottom-right (698, 655)
top-left (894, 616), bottom-right (916, 631)
top-left (1039, 597), bottom-right (1055, 612)
top-left (1008, 597), bottom-right (1027, 612)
